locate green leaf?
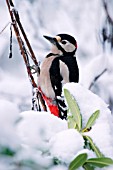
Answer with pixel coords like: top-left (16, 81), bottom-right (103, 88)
top-left (68, 116), bottom-right (76, 129)
top-left (86, 157), bottom-right (113, 168)
top-left (64, 89), bottom-right (82, 131)
top-left (20, 159), bottom-right (39, 169)
top-left (83, 163), bottom-right (94, 170)
top-left (83, 136), bottom-right (103, 158)
top-left (82, 110), bottom-right (100, 132)
top-left (0, 147), bottom-right (15, 156)
top-left (69, 153), bottom-right (88, 170)
top-left (53, 157), bottom-right (61, 165)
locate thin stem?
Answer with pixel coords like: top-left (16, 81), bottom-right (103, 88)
top-left (5, 0), bottom-right (47, 111)
top-left (89, 68), bottom-right (107, 90)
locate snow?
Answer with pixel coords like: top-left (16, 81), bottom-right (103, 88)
top-left (0, 99), bottom-right (20, 149)
top-left (15, 147), bottom-right (53, 169)
top-left (80, 54), bottom-right (107, 88)
top-left (0, 0), bottom-right (113, 169)
top-left (50, 165), bottom-right (67, 170)
top-left (16, 83), bottom-right (113, 169)
top-left (17, 111), bottom-right (67, 151)
top-left (64, 83), bottom-right (111, 125)
top-left (13, 109), bottom-right (89, 169)
top-left (64, 83), bottom-right (113, 159)
top-left (0, 71), bottom-right (32, 111)
top-left (0, 73), bottom-right (31, 97)
top-left (17, 109), bottom-right (95, 169)
top-left (49, 129), bottom-right (84, 163)
top-left (0, 83), bottom-right (113, 169)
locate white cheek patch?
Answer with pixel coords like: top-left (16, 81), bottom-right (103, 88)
top-left (65, 43), bottom-right (75, 52)
top-left (60, 42), bottom-right (75, 52)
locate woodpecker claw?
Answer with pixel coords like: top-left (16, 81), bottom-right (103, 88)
top-left (30, 65), bottom-right (40, 75)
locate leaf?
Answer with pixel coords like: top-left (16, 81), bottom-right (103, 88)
top-left (64, 89), bottom-right (82, 131)
top-left (0, 147), bottom-right (15, 156)
top-left (69, 153), bottom-right (88, 170)
top-left (83, 163), bottom-right (94, 170)
top-left (86, 157), bottom-right (113, 168)
top-left (82, 110), bottom-right (100, 132)
top-left (19, 159), bottom-right (38, 170)
top-left (83, 136), bottom-right (103, 158)
top-left (68, 116), bottom-right (76, 129)
top-left (53, 157), bottom-right (61, 165)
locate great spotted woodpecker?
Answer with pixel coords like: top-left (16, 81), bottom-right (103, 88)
top-left (38, 34), bottom-right (79, 119)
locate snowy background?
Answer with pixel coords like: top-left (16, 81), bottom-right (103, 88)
top-left (0, 0), bottom-right (113, 169)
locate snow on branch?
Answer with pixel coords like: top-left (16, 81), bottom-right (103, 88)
top-left (89, 68), bottom-right (107, 90)
top-left (101, 0), bottom-right (113, 50)
top-left (103, 0), bottom-right (113, 25)
top-left (5, 0), bottom-right (47, 111)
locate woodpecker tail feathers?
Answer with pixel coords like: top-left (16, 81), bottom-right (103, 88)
top-left (38, 87), bottom-right (59, 117)
top-left (56, 96), bottom-right (67, 119)
top-left (42, 94), bottom-right (60, 117)
top-left (38, 87), bottom-right (67, 119)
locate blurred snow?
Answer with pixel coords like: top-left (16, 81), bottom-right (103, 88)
top-left (0, 99), bottom-right (20, 149)
top-left (17, 111), bottom-right (85, 169)
top-left (80, 54), bottom-right (107, 88)
top-left (50, 165), bottom-right (67, 170)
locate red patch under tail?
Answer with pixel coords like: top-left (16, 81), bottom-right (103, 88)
top-left (38, 87), bottom-right (60, 117)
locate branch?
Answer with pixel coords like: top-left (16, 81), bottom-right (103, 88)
top-left (13, 9), bottom-right (40, 71)
top-left (8, 0), bottom-right (40, 72)
top-left (89, 68), bottom-right (107, 90)
top-left (6, 0), bottom-right (36, 82)
top-left (0, 22), bottom-right (11, 35)
top-left (6, 0), bottom-right (47, 111)
top-left (103, 0), bottom-right (113, 25)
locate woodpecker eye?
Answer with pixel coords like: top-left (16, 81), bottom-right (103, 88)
top-left (61, 40), bottom-right (67, 44)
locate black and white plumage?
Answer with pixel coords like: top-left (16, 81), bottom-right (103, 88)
top-left (38, 34), bottom-right (79, 119)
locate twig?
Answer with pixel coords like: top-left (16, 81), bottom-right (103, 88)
top-left (9, 23), bottom-right (13, 58)
top-left (13, 9), bottom-right (40, 70)
top-left (89, 68), bottom-right (107, 90)
top-left (6, 0), bottom-right (47, 111)
top-left (103, 0), bottom-right (113, 25)
top-left (38, 92), bottom-right (47, 111)
top-left (0, 22), bottom-right (11, 35)
top-left (8, 0), bottom-right (40, 72)
top-left (6, 0), bottom-right (37, 87)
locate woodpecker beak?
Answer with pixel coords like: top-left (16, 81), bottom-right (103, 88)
top-left (43, 35), bottom-right (57, 45)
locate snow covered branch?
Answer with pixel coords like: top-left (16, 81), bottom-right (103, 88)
top-left (101, 0), bottom-right (113, 49)
top-left (89, 68), bottom-right (107, 90)
top-left (5, 0), bottom-right (47, 111)
top-left (103, 0), bottom-right (113, 25)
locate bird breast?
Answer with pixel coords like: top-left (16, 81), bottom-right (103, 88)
top-left (59, 60), bottom-right (69, 85)
top-left (38, 56), bottom-right (57, 99)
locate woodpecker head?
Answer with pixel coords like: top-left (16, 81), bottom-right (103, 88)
top-left (43, 33), bottom-right (77, 55)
